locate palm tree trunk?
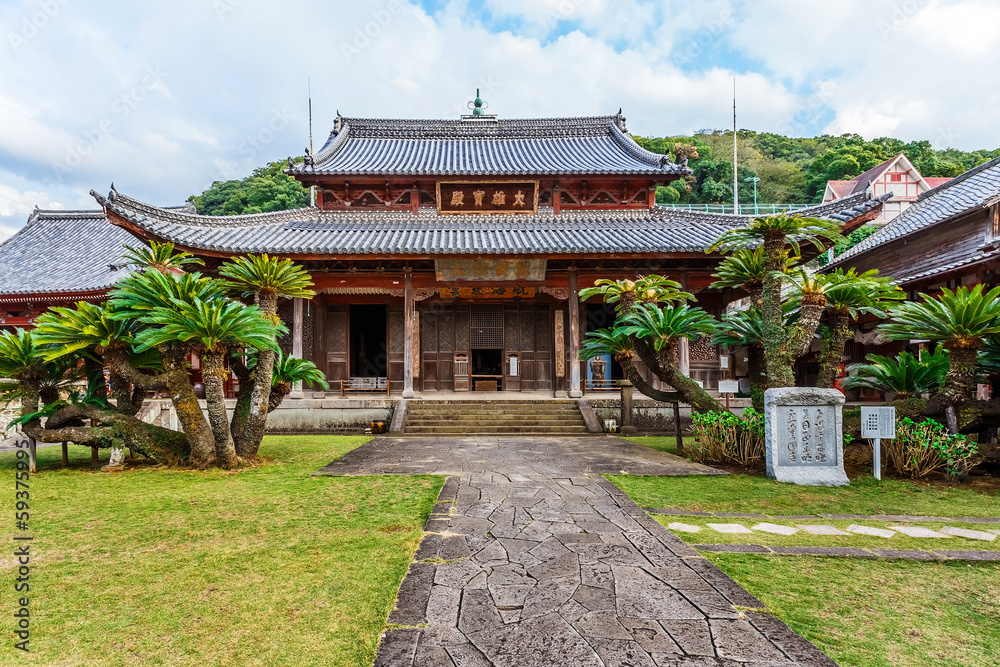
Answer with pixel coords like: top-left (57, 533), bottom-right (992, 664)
top-left (159, 343), bottom-right (215, 468)
top-left (619, 356), bottom-right (680, 403)
top-left (631, 337), bottom-right (724, 413)
top-left (761, 232), bottom-right (792, 388)
top-left (233, 291), bottom-right (278, 459)
top-left (202, 351), bottom-right (238, 469)
top-left (943, 345), bottom-right (979, 404)
top-left (816, 311), bottom-right (851, 389)
top-left (787, 295), bottom-right (827, 359)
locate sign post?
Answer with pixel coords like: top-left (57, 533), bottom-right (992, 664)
top-left (860, 406), bottom-right (896, 480)
top-left (718, 379), bottom-right (740, 410)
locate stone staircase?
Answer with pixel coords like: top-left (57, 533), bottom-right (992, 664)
top-left (402, 399), bottom-right (590, 435)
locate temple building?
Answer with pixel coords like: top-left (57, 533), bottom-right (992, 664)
top-left (2, 103), bottom-right (887, 406)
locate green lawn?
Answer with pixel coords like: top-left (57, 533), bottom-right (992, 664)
top-left (0, 437), bottom-right (442, 667)
top-left (610, 472), bottom-right (1000, 518)
top-left (711, 554), bottom-right (1000, 667)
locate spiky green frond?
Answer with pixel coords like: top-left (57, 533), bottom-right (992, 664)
top-left (784, 267), bottom-right (828, 298)
top-left (709, 213), bottom-right (844, 258)
top-left (878, 285), bottom-right (1000, 349)
top-left (709, 247), bottom-right (796, 292)
top-left (0, 329), bottom-right (47, 385)
top-left (844, 346), bottom-right (949, 398)
top-left (133, 298), bottom-right (282, 355)
top-left (218, 254), bottom-right (315, 300)
top-left (33, 301), bottom-right (133, 361)
top-left (578, 275), bottom-right (693, 318)
top-left (120, 241), bottom-right (204, 272)
top-left (821, 268), bottom-right (904, 318)
top-left (271, 350), bottom-right (330, 390)
top-left (109, 270), bottom-right (225, 320)
top-left (615, 303), bottom-right (717, 351)
top-left (580, 328), bottom-right (635, 361)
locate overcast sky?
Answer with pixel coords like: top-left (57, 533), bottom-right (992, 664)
top-left (1, 0), bottom-right (998, 240)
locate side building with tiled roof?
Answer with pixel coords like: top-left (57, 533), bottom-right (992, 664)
top-left (821, 156), bottom-right (1000, 396)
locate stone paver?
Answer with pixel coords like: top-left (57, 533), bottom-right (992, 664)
top-left (318, 436), bottom-right (836, 666)
top-left (795, 525), bottom-right (849, 536)
top-left (846, 524), bottom-right (895, 538)
top-left (706, 523), bottom-right (755, 535)
top-left (667, 522), bottom-right (702, 533)
top-left (889, 525), bottom-right (951, 539)
top-left (752, 523), bottom-right (799, 536)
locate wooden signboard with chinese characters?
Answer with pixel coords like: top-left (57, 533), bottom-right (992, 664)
top-left (437, 181), bottom-right (539, 215)
top-left (440, 286), bottom-right (536, 299)
top-left (435, 259), bottom-right (547, 282)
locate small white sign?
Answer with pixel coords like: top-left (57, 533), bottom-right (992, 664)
top-left (861, 406), bottom-right (896, 439)
top-left (719, 356), bottom-right (730, 370)
top-left (718, 380), bottom-right (740, 394)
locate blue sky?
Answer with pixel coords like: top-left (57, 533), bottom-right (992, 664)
top-left (1, 0), bottom-right (998, 240)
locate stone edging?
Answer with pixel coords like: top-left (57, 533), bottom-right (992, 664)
top-left (695, 543), bottom-right (1000, 561)
top-left (646, 508), bottom-right (1000, 524)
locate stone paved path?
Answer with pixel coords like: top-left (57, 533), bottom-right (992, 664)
top-left (317, 436), bottom-right (837, 667)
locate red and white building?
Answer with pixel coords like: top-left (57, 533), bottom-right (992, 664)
top-left (823, 153), bottom-right (952, 225)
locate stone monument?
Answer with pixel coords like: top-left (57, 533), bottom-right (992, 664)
top-left (101, 447), bottom-right (126, 472)
top-left (764, 387), bottom-right (849, 486)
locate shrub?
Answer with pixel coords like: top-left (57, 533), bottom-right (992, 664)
top-left (690, 408), bottom-right (764, 467)
top-left (884, 418), bottom-right (979, 479)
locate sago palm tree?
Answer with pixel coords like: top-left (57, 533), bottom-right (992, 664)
top-left (844, 346), bottom-right (949, 399)
top-left (614, 303), bottom-right (722, 413)
top-left (878, 285), bottom-right (1000, 403)
top-left (710, 214), bottom-right (844, 388)
top-left (136, 297), bottom-right (280, 468)
top-left (0, 329), bottom-right (50, 412)
top-left (814, 268), bottom-right (904, 388)
top-left (709, 247), bottom-right (796, 308)
top-left (268, 350), bottom-right (330, 411)
top-left (108, 270), bottom-right (227, 467)
top-left (120, 241), bottom-right (204, 273)
top-left (218, 254), bottom-right (315, 459)
top-left (579, 274), bottom-right (692, 316)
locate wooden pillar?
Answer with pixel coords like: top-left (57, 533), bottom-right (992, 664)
top-left (568, 269), bottom-right (582, 398)
top-left (402, 271), bottom-right (416, 398)
top-left (61, 442), bottom-right (69, 467)
top-left (290, 297), bottom-right (304, 399)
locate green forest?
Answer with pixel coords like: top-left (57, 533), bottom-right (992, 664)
top-left (189, 133), bottom-right (1000, 215)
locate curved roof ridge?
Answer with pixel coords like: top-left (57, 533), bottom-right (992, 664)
top-left (92, 188), bottom-right (321, 228)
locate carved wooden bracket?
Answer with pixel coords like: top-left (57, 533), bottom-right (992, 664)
top-left (539, 286), bottom-right (570, 301)
top-left (413, 288), bottom-right (438, 301)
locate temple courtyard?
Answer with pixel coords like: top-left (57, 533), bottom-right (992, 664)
top-left (3, 435), bottom-right (999, 666)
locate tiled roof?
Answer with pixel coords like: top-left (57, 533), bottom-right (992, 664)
top-left (289, 114), bottom-right (690, 177)
top-left (826, 156), bottom-right (1000, 273)
top-left (925, 177), bottom-right (954, 189)
top-left (93, 188), bottom-right (886, 257)
top-left (846, 154), bottom-right (901, 195)
top-left (0, 209), bottom-right (136, 298)
top-left (825, 180), bottom-right (855, 200)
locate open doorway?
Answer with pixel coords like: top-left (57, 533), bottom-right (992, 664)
top-left (349, 305), bottom-right (387, 377)
top-left (585, 302), bottom-right (625, 385)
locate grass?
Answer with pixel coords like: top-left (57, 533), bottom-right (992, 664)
top-left (624, 435), bottom-right (695, 456)
top-left (609, 473), bottom-right (1000, 518)
top-left (710, 554), bottom-right (1000, 667)
top-left (653, 515), bottom-right (1000, 551)
top-left (0, 437), bottom-right (443, 667)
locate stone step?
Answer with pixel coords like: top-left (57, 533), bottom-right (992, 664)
top-left (403, 425), bottom-right (591, 434)
top-left (406, 409), bottom-right (583, 418)
top-left (404, 419), bottom-right (586, 427)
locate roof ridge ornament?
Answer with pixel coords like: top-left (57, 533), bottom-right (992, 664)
top-left (333, 111), bottom-right (344, 135)
top-left (468, 89), bottom-right (488, 116)
top-left (615, 108), bottom-right (627, 133)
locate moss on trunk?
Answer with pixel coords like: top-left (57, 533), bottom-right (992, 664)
top-left (816, 310), bottom-right (852, 389)
top-left (202, 351), bottom-right (238, 469)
